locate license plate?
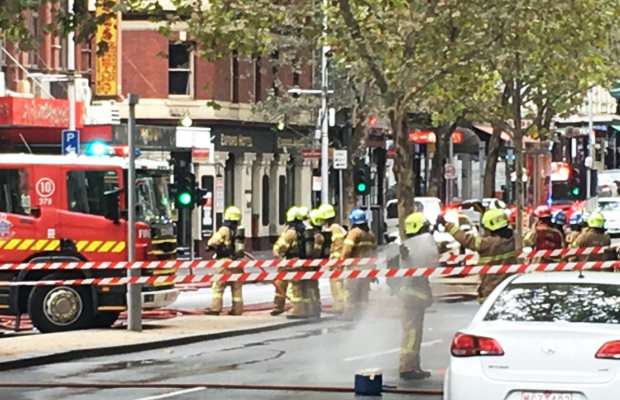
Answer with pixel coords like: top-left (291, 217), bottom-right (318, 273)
top-left (521, 393), bottom-right (572, 400)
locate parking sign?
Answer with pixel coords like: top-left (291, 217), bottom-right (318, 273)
top-left (62, 130), bottom-right (80, 155)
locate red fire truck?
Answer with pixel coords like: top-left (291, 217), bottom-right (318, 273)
top-left (0, 153), bottom-right (178, 332)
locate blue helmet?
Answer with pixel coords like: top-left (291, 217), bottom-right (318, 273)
top-left (569, 211), bottom-right (582, 226)
top-left (551, 210), bottom-right (566, 226)
top-left (349, 208), bottom-right (367, 225)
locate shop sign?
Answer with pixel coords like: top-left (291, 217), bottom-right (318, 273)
top-left (0, 96), bottom-right (84, 128)
top-left (95, 2), bottom-right (119, 96)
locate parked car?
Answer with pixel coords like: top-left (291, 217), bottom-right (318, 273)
top-left (445, 271), bottom-right (620, 400)
top-left (598, 197), bottom-right (620, 236)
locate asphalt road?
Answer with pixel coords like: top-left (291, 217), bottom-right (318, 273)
top-left (0, 301), bottom-right (480, 400)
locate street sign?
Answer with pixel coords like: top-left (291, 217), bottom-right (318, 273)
top-left (61, 129), bottom-right (80, 155)
top-left (333, 150), bottom-right (347, 169)
top-left (444, 163), bottom-right (456, 180)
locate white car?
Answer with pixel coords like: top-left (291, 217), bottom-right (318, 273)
top-left (445, 271), bottom-right (620, 400)
top-left (598, 197), bottom-right (620, 236)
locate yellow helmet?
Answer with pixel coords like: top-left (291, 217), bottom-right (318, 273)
top-left (224, 206), bottom-right (241, 222)
top-left (481, 209), bottom-right (509, 231)
top-left (309, 209), bottom-right (323, 227)
top-left (298, 206), bottom-right (309, 219)
top-left (286, 206), bottom-right (301, 222)
top-left (587, 211), bottom-right (605, 229)
top-left (319, 203), bottom-right (336, 220)
top-left (404, 212), bottom-right (428, 235)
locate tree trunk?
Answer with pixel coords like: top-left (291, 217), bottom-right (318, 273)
top-left (512, 62), bottom-right (524, 250)
top-left (428, 118), bottom-right (463, 202)
top-left (390, 104), bottom-right (415, 239)
top-left (482, 122), bottom-right (503, 198)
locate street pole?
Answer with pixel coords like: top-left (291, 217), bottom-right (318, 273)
top-left (586, 88), bottom-right (594, 206)
top-left (67, 0), bottom-right (76, 131)
top-left (127, 93), bottom-right (141, 332)
top-left (338, 170), bottom-right (343, 224)
top-left (447, 135), bottom-right (454, 204)
top-left (320, 0), bottom-right (329, 204)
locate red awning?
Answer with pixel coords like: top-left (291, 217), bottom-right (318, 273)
top-left (0, 124), bottom-right (113, 144)
top-left (408, 130), bottom-right (463, 144)
top-left (474, 124), bottom-right (512, 141)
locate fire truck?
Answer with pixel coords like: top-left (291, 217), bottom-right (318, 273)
top-left (0, 152), bottom-right (178, 332)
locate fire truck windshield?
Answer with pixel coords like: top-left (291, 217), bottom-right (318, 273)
top-left (134, 172), bottom-right (171, 224)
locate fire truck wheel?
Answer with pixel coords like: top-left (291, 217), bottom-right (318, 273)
top-left (28, 273), bottom-right (95, 333)
top-left (93, 311), bottom-right (120, 328)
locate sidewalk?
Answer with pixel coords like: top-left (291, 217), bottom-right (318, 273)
top-left (0, 311), bottom-right (330, 371)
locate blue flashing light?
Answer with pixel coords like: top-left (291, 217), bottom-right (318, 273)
top-left (546, 194), bottom-right (553, 207)
top-left (88, 141), bottom-right (109, 156)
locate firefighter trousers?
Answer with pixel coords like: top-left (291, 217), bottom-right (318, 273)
top-left (307, 280), bottom-right (321, 317)
top-left (288, 280), bottom-right (312, 317)
top-left (272, 280), bottom-right (290, 314)
top-left (343, 278), bottom-right (370, 320)
top-left (399, 305), bottom-right (425, 373)
top-left (210, 266), bottom-right (243, 315)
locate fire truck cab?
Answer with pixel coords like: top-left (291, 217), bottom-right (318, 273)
top-left (0, 154), bottom-right (178, 332)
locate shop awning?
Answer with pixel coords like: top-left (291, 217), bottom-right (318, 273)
top-left (473, 124), bottom-right (512, 141)
top-left (610, 125), bottom-right (620, 132)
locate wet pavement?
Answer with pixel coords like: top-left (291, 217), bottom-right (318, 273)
top-left (0, 301), bottom-right (479, 400)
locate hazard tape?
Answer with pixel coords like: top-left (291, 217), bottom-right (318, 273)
top-left (0, 257), bottom-right (383, 272)
top-left (437, 246), bottom-right (608, 263)
top-left (2, 260), bottom-right (619, 286)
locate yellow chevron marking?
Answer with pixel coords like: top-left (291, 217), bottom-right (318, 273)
top-left (32, 240), bottom-right (48, 251)
top-left (4, 239), bottom-right (21, 250)
top-left (76, 240), bottom-right (89, 251)
top-left (0, 240), bottom-right (6, 250)
top-left (18, 239), bottom-right (34, 250)
top-left (111, 242), bottom-right (125, 253)
top-left (85, 241), bottom-right (102, 252)
top-left (98, 241), bottom-right (116, 252)
top-left (44, 240), bottom-right (60, 251)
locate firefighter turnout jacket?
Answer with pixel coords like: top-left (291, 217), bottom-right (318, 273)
top-left (341, 225), bottom-right (377, 259)
top-left (445, 222), bottom-right (517, 300)
top-left (208, 225), bottom-right (238, 260)
top-left (571, 228), bottom-right (612, 261)
top-left (327, 223), bottom-right (346, 259)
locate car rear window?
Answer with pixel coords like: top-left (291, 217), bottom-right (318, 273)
top-left (484, 283), bottom-right (620, 324)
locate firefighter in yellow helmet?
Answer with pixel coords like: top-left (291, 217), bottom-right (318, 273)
top-left (319, 203), bottom-right (347, 314)
top-left (305, 209), bottom-right (325, 317)
top-left (272, 206), bottom-right (308, 316)
top-left (341, 208), bottom-right (377, 320)
top-left (570, 211), bottom-right (612, 262)
top-left (205, 205), bottom-right (245, 315)
top-left (437, 208), bottom-right (517, 302)
top-left (298, 206), bottom-right (310, 225)
top-left (387, 211), bottom-right (435, 380)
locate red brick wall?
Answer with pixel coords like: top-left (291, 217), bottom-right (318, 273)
top-left (194, 56), bottom-right (215, 99)
top-left (121, 30), bottom-right (168, 98)
top-left (238, 57), bottom-right (254, 103)
top-left (213, 58), bottom-right (231, 102)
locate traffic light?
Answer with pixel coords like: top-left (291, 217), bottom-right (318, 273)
top-left (353, 161), bottom-right (371, 196)
top-left (568, 163), bottom-right (587, 200)
top-left (170, 151), bottom-right (196, 209)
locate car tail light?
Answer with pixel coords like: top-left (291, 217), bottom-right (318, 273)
top-left (595, 341), bottom-right (620, 359)
top-left (451, 332), bottom-right (504, 357)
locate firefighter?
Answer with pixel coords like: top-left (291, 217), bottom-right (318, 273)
top-left (437, 208), bottom-right (517, 302)
top-left (299, 206), bottom-right (310, 226)
top-left (306, 209), bottom-right (325, 317)
top-left (524, 205), bottom-right (565, 261)
top-left (386, 212), bottom-right (435, 381)
top-left (205, 206), bottom-right (245, 316)
top-left (319, 203), bottom-right (347, 314)
top-left (551, 210), bottom-right (567, 243)
top-left (272, 207), bottom-right (308, 316)
top-left (571, 212), bottom-right (612, 262)
top-left (341, 208), bottom-right (377, 320)
top-left (566, 211), bottom-right (584, 246)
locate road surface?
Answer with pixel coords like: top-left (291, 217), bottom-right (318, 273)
top-left (0, 301), bottom-right (480, 400)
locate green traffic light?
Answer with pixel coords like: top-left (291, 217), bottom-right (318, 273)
top-left (357, 182), bottom-right (367, 192)
top-left (572, 187), bottom-right (580, 196)
top-left (178, 192), bottom-right (192, 205)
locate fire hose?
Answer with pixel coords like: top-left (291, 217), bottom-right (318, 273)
top-left (0, 381), bottom-right (443, 395)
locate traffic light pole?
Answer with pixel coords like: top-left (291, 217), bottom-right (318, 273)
top-left (127, 93), bottom-right (142, 332)
top-left (320, 0), bottom-right (329, 204)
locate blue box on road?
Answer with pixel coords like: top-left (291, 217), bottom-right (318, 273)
top-left (354, 368), bottom-right (382, 396)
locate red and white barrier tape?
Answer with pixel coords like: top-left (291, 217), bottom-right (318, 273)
top-left (2, 260), bottom-right (619, 286)
top-left (437, 246), bottom-right (608, 263)
top-left (0, 257), bottom-right (383, 272)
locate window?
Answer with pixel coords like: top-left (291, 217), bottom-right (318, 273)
top-left (232, 50), bottom-right (239, 103)
top-left (262, 175), bottom-right (269, 226)
top-left (600, 201), bottom-right (620, 211)
top-left (485, 283), bottom-right (620, 324)
top-left (67, 170), bottom-right (118, 216)
top-left (169, 42), bottom-right (193, 96)
top-left (0, 169), bottom-right (29, 215)
top-left (254, 57), bottom-right (262, 102)
top-left (278, 176), bottom-right (286, 225)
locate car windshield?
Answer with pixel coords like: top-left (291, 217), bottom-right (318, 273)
top-left (134, 172), bottom-right (172, 224)
top-left (599, 201), bottom-right (620, 211)
top-left (484, 283), bottom-right (620, 324)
